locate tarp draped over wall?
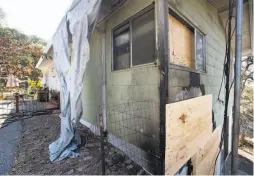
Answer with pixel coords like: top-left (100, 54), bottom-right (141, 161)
top-left (49, 0), bottom-right (101, 162)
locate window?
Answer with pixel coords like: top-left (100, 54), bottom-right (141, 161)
top-left (132, 9), bottom-right (155, 66)
top-left (195, 31), bottom-right (205, 71)
top-left (168, 10), bottom-right (206, 72)
top-left (113, 8), bottom-right (155, 71)
top-left (113, 24), bottom-right (130, 70)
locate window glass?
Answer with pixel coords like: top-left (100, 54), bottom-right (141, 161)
top-left (113, 24), bottom-right (130, 70)
top-left (196, 31), bottom-right (205, 71)
top-left (132, 9), bottom-right (155, 66)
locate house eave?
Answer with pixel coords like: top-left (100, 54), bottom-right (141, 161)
top-left (208, 0), bottom-right (253, 56)
top-left (35, 56), bottom-right (53, 71)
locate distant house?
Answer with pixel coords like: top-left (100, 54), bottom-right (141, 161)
top-left (36, 43), bottom-right (60, 95)
top-left (38, 0), bottom-right (253, 174)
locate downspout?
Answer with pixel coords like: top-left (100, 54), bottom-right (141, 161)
top-left (249, 0), bottom-right (253, 55)
top-left (101, 31), bottom-right (107, 132)
top-left (100, 30), bottom-right (107, 175)
top-left (231, 0), bottom-right (243, 174)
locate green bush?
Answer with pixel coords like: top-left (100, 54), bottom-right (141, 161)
top-left (28, 78), bottom-right (42, 89)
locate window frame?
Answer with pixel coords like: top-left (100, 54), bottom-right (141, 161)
top-left (111, 5), bottom-right (156, 71)
top-left (195, 29), bottom-right (206, 72)
top-left (168, 8), bottom-right (207, 73)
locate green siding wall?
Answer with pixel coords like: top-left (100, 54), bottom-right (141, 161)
top-left (104, 0), bottom-right (160, 154)
top-left (81, 31), bottom-right (102, 125)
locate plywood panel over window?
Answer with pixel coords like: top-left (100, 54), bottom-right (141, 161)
top-left (168, 14), bottom-right (195, 69)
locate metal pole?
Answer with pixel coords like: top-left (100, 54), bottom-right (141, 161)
top-left (101, 32), bottom-right (107, 132)
top-left (231, 0), bottom-right (243, 174)
top-left (100, 30), bottom-right (107, 175)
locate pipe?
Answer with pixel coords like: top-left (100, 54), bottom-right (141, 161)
top-left (101, 32), bottom-right (107, 132)
top-left (231, 0), bottom-right (243, 174)
top-left (249, 0), bottom-right (254, 55)
top-left (100, 31), bottom-right (107, 175)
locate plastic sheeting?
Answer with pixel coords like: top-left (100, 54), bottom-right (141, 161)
top-left (49, 0), bottom-right (101, 162)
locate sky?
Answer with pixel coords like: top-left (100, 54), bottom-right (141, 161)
top-left (0, 0), bottom-right (73, 41)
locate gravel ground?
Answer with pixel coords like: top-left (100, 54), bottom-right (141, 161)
top-left (11, 114), bottom-right (145, 175)
top-left (0, 120), bottom-right (22, 174)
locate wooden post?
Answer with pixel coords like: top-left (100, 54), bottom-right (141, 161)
top-left (15, 94), bottom-right (19, 113)
top-left (100, 114), bottom-right (106, 175)
top-left (57, 92), bottom-right (61, 109)
top-left (157, 0), bottom-right (169, 174)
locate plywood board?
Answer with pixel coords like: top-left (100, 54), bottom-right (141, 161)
top-left (192, 126), bottom-right (222, 175)
top-left (165, 95), bottom-right (213, 175)
top-left (168, 14), bottom-right (195, 69)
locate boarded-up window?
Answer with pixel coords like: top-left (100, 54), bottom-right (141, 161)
top-left (168, 11), bottom-right (206, 72)
top-left (168, 14), bottom-right (195, 69)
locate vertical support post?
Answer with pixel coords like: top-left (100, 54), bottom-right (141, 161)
top-left (57, 92), bottom-right (61, 109)
top-left (15, 94), bottom-right (19, 113)
top-left (100, 114), bottom-right (106, 175)
top-left (232, 0), bottom-right (243, 174)
top-left (157, 0), bottom-right (169, 174)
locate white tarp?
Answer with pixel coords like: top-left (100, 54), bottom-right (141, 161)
top-left (49, 0), bottom-right (101, 162)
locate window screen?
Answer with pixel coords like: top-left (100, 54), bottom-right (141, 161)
top-left (113, 24), bottom-right (130, 70)
top-left (196, 31), bottom-right (205, 71)
top-left (132, 9), bottom-right (155, 66)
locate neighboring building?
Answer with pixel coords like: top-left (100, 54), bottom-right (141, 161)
top-left (36, 44), bottom-right (60, 94)
top-left (39, 0), bottom-right (253, 174)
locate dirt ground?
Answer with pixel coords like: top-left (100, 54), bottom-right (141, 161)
top-left (10, 114), bottom-right (145, 175)
top-left (6, 112), bottom-right (253, 175)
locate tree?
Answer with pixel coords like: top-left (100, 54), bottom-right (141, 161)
top-left (241, 56), bottom-right (253, 92)
top-left (0, 7), bottom-right (6, 26)
top-left (0, 26), bottom-right (45, 82)
top-left (239, 55), bottom-right (253, 147)
top-left (240, 56), bottom-right (253, 119)
top-left (0, 7), bottom-right (45, 82)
